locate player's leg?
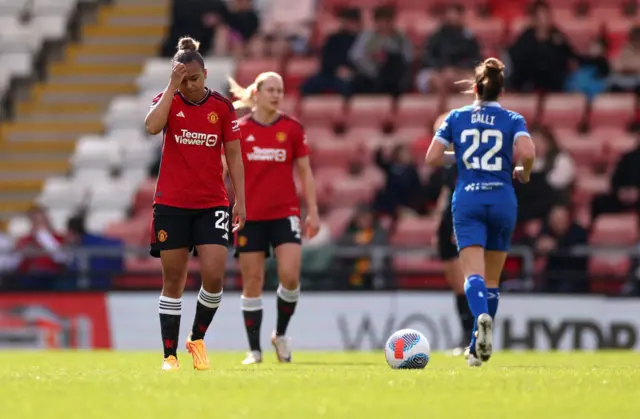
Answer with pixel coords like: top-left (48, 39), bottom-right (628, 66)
top-left (453, 204), bottom-right (490, 365)
top-left (270, 216), bottom-right (303, 362)
top-left (236, 221), bottom-right (269, 364)
top-left (186, 207), bottom-right (231, 371)
top-left (438, 211), bottom-right (473, 350)
top-left (150, 206), bottom-right (191, 370)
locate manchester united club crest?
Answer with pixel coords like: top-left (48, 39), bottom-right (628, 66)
top-left (158, 230), bottom-right (168, 242)
top-left (238, 236), bottom-right (248, 247)
top-left (208, 112), bottom-right (218, 125)
top-left (276, 132), bottom-right (287, 143)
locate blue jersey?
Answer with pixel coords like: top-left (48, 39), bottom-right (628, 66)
top-left (434, 100), bottom-right (530, 252)
top-left (434, 101), bottom-right (529, 206)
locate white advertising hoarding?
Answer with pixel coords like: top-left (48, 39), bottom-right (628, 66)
top-left (108, 292), bottom-right (640, 351)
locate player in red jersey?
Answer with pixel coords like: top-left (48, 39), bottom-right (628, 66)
top-left (227, 72), bottom-right (319, 365)
top-left (144, 37), bottom-right (246, 371)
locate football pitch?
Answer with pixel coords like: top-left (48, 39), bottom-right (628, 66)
top-left (1, 351), bottom-right (638, 419)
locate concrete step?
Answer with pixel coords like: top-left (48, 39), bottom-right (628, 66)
top-left (16, 103), bottom-right (103, 115)
top-left (83, 25), bottom-right (166, 38)
top-left (66, 44), bottom-right (158, 61)
top-left (82, 36), bottom-right (161, 46)
top-left (15, 113), bottom-right (103, 123)
top-left (74, 55), bottom-right (153, 65)
top-left (100, 4), bottom-right (169, 17)
top-left (0, 179), bottom-right (44, 193)
top-left (49, 63), bottom-right (142, 77)
top-left (48, 74), bottom-right (138, 84)
top-left (102, 16), bottom-right (167, 26)
top-left (0, 140), bottom-right (77, 154)
top-left (35, 92), bottom-right (121, 105)
top-left (0, 171), bottom-right (67, 181)
top-left (33, 83), bottom-right (136, 95)
top-left (2, 122), bottom-right (103, 142)
top-left (0, 160), bottom-right (70, 173)
top-left (0, 201), bottom-right (36, 215)
top-left (0, 152), bottom-right (70, 161)
top-left (0, 192), bottom-right (40, 202)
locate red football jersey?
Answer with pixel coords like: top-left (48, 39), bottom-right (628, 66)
top-left (151, 89), bottom-right (240, 209)
top-left (239, 113), bottom-right (309, 220)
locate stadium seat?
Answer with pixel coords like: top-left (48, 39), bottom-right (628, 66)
top-left (325, 207), bottom-right (356, 239)
top-left (38, 177), bottom-right (88, 211)
top-left (104, 96), bottom-right (147, 131)
top-left (589, 255), bottom-right (631, 277)
top-left (71, 136), bottom-right (121, 170)
top-left (590, 93), bottom-right (636, 128)
top-left (285, 58), bottom-right (318, 93)
top-left (121, 141), bottom-right (156, 170)
top-left (299, 95), bottom-right (346, 127)
top-left (235, 58), bottom-right (281, 87)
top-left (391, 217), bottom-right (437, 246)
top-left (499, 94), bottom-right (539, 124)
top-left (31, 0), bottom-right (78, 17)
top-left (309, 138), bottom-right (360, 169)
top-left (89, 179), bottom-right (138, 211)
top-left (7, 216), bottom-right (30, 238)
top-left (395, 95), bottom-right (440, 128)
top-left (539, 94), bottom-right (587, 128)
top-left (327, 175), bottom-right (377, 207)
top-left (573, 173), bottom-right (609, 206)
top-left (346, 95), bottom-right (394, 128)
top-left (279, 95), bottom-right (298, 116)
top-left (557, 19), bottom-right (600, 53)
top-left (0, 0), bottom-right (29, 17)
top-left (590, 214), bottom-right (639, 246)
top-left (85, 209), bottom-right (127, 234)
top-left (553, 129), bottom-right (602, 165)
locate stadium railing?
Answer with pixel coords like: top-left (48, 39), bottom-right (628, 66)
top-left (1, 245), bottom-right (637, 292)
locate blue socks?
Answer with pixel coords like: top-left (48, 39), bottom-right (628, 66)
top-left (464, 275), bottom-right (489, 353)
top-left (487, 287), bottom-right (500, 319)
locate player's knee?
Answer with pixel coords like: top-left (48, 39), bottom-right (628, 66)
top-left (200, 269), bottom-right (224, 293)
top-left (278, 270), bottom-right (299, 291)
top-left (242, 273), bottom-right (264, 297)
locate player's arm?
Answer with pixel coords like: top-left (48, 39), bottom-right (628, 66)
top-left (426, 112), bottom-right (456, 167)
top-left (294, 126), bottom-right (320, 238)
top-left (144, 63), bottom-right (186, 135)
top-left (513, 116), bottom-right (535, 183)
top-left (222, 109), bottom-right (245, 230)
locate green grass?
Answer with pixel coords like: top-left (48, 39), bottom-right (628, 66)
top-left (1, 351), bottom-right (639, 419)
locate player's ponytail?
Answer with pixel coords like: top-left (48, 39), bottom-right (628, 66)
top-left (173, 36), bottom-right (205, 68)
top-left (476, 57), bottom-right (504, 102)
top-left (227, 72), bottom-right (284, 110)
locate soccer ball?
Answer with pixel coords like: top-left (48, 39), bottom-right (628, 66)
top-left (384, 329), bottom-right (431, 369)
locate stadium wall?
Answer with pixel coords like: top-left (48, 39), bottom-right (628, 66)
top-left (1, 293), bottom-right (639, 351)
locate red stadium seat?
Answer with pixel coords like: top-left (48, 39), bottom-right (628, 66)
top-left (328, 175), bottom-right (377, 207)
top-left (573, 172), bottom-right (609, 206)
top-left (553, 129), bottom-right (602, 164)
top-left (279, 95), bottom-right (298, 116)
top-left (395, 95), bottom-right (440, 128)
top-left (299, 95), bottom-right (346, 127)
top-left (499, 94), bottom-right (539, 125)
top-left (325, 207), bottom-right (356, 239)
top-left (588, 127), bottom-right (636, 164)
top-left (468, 18), bottom-right (506, 50)
top-left (235, 59), bottom-right (282, 87)
top-left (557, 19), bottom-right (600, 53)
top-left (346, 95), bottom-right (394, 128)
top-left (390, 216), bottom-right (437, 246)
top-left (341, 127), bottom-right (384, 152)
top-left (589, 256), bottom-right (631, 277)
top-left (590, 214), bottom-right (639, 246)
top-left (539, 94), bottom-right (587, 128)
top-left (445, 93), bottom-right (474, 111)
top-left (309, 138), bottom-right (359, 170)
top-left (590, 93), bottom-right (636, 128)
top-left (285, 58), bottom-right (319, 93)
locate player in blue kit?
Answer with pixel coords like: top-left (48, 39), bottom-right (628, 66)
top-left (425, 58), bottom-right (536, 367)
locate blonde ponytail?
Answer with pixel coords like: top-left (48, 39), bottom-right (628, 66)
top-left (227, 77), bottom-right (257, 110)
top-left (227, 71), bottom-right (284, 110)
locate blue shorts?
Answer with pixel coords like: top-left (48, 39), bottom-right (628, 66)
top-left (452, 202), bottom-right (517, 252)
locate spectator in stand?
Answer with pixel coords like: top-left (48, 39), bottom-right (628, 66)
top-left (373, 144), bottom-right (424, 221)
top-left (621, 216), bottom-right (640, 296)
top-left (221, 0), bottom-right (261, 58)
top-left (161, 0), bottom-right (228, 57)
top-left (415, 3), bottom-right (481, 96)
top-left (507, 0), bottom-right (576, 92)
top-left (300, 7), bottom-right (362, 97)
top-left (565, 38), bottom-right (610, 101)
top-left (590, 135), bottom-right (640, 223)
top-left (336, 205), bottom-right (390, 289)
top-left (608, 26), bottom-right (640, 94)
top-left (535, 204), bottom-right (589, 293)
top-left (348, 5), bottom-right (413, 97)
top-left (64, 215), bottom-right (124, 290)
top-left (515, 126), bottom-right (576, 222)
top-left (13, 207), bottom-right (67, 290)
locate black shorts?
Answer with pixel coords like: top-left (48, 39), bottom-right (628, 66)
top-left (235, 216), bottom-right (302, 257)
top-left (437, 207), bottom-right (459, 261)
top-left (150, 204), bottom-right (230, 258)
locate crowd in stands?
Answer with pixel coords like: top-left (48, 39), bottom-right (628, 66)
top-left (0, 0), bottom-right (639, 295)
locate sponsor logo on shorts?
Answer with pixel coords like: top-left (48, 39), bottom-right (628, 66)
top-left (207, 112), bottom-right (218, 124)
top-left (238, 236), bottom-right (248, 247)
top-left (158, 230), bottom-right (168, 242)
top-left (276, 132), bottom-right (287, 143)
top-left (174, 129), bottom-right (217, 147)
top-left (246, 146), bottom-right (287, 162)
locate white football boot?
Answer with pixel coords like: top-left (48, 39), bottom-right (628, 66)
top-left (271, 331), bottom-right (292, 363)
top-left (475, 313), bottom-right (493, 362)
top-left (242, 350), bottom-right (263, 365)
